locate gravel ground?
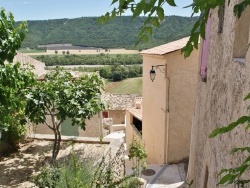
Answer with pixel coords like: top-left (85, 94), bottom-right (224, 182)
top-left (0, 139), bottom-right (107, 188)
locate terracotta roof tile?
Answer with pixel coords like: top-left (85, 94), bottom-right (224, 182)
top-left (127, 108), bottom-right (142, 121)
top-left (140, 37), bottom-right (190, 55)
top-left (13, 52), bottom-right (46, 77)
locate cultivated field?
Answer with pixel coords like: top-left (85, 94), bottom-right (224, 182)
top-left (105, 77), bottom-right (142, 95)
top-left (23, 48), bottom-right (139, 56)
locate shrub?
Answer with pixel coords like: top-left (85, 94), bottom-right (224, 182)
top-left (32, 149), bottom-right (94, 188)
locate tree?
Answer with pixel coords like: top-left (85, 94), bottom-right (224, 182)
top-left (100, 0), bottom-right (250, 57)
top-left (0, 8), bottom-right (35, 150)
top-left (25, 69), bottom-right (104, 160)
top-left (0, 8), bottom-right (27, 65)
top-left (0, 63), bottom-right (36, 149)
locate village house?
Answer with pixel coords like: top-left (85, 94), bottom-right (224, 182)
top-left (126, 37), bottom-right (200, 164)
top-left (187, 2), bottom-right (250, 187)
top-left (12, 53), bottom-right (103, 138)
top-left (102, 93), bottom-right (142, 133)
top-left (13, 51), bottom-right (46, 78)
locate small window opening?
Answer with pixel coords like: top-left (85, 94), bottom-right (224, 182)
top-left (102, 111), bottom-right (109, 118)
top-left (133, 116), bottom-right (142, 135)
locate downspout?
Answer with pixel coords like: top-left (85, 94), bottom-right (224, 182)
top-left (164, 63), bottom-right (170, 164)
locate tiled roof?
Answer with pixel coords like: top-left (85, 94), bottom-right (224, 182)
top-left (140, 37), bottom-right (190, 55)
top-left (127, 108), bottom-right (142, 121)
top-left (13, 52), bottom-right (46, 77)
top-left (102, 93), bottom-right (142, 110)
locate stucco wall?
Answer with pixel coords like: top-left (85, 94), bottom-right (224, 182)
top-left (142, 55), bottom-right (167, 164)
top-left (33, 114), bottom-right (103, 137)
top-left (187, 2), bottom-right (250, 187)
top-left (166, 50), bottom-right (199, 163)
top-left (142, 49), bottom-right (199, 164)
top-left (108, 110), bottom-right (125, 124)
top-left (126, 110), bottom-right (142, 149)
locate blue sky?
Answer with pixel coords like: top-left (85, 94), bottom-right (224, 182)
top-left (0, 0), bottom-right (195, 21)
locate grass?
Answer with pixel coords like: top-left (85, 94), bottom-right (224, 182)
top-left (19, 48), bottom-right (45, 53)
top-left (105, 77), bottom-right (142, 95)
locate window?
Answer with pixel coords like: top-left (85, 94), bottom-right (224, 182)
top-left (233, 6), bottom-right (250, 58)
top-left (200, 11), bottom-right (212, 82)
top-left (133, 116), bottom-right (142, 135)
top-left (102, 111), bottom-right (109, 118)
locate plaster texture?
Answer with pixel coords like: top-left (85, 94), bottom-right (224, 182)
top-left (141, 44), bottom-right (199, 164)
top-left (187, 2), bottom-right (250, 187)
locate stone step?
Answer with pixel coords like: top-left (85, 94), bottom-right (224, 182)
top-left (111, 124), bottom-right (126, 132)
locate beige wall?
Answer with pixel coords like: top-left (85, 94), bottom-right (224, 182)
top-left (108, 110), bottom-right (125, 124)
top-left (125, 110), bottom-right (142, 149)
top-left (166, 50), bottom-right (199, 163)
top-left (187, 2), bottom-right (250, 187)
top-left (33, 114), bottom-right (102, 137)
top-left (142, 55), bottom-right (167, 164)
top-left (142, 49), bottom-right (199, 164)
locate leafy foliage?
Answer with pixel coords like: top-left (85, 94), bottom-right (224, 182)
top-left (128, 139), bottom-right (147, 177)
top-left (0, 8), bottom-right (27, 64)
top-left (209, 95), bottom-right (250, 186)
top-left (100, 0), bottom-right (250, 57)
top-left (0, 63), bottom-right (36, 148)
top-left (25, 68), bottom-right (104, 160)
top-left (99, 64), bottom-right (142, 81)
top-left (0, 8), bottom-right (35, 150)
top-left (34, 54), bottom-right (142, 66)
top-left (20, 16), bottom-right (197, 50)
top-left (32, 147), bottom-right (94, 188)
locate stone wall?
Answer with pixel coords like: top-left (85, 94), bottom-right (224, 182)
top-left (187, 2), bottom-right (250, 187)
top-left (92, 141), bottom-right (125, 186)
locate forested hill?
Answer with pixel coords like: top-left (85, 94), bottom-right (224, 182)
top-left (20, 16), bottom-right (198, 50)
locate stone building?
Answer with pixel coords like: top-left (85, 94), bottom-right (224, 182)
top-left (187, 2), bottom-right (250, 187)
top-left (102, 93), bottom-right (142, 133)
top-left (13, 51), bottom-right (46, 78)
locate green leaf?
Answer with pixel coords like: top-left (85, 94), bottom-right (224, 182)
top-left (231, 147), bottom-right (250, 154)
top-left (166, 0), bottom-right (176, 6)
top-left (244, 92), bottom-right (250, 100)
top-left (111, 0), bottom-right (119, 5)
top-left (217, 174), bottom-right (234, 185)
top-left (209, 116), bottom-right (250, 138)
top-left (157, 7), bottom-right (165, 21)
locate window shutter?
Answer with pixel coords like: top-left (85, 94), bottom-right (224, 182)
top-left (200, 11), bottom-right (212, 82)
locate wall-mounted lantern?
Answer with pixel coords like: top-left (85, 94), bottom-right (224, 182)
top-left (149, 64), bottom-right (167, 82)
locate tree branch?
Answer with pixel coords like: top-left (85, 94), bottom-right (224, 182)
top-left (45, 121), bottom-right (54, 130)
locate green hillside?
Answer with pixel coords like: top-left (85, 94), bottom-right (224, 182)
top-left (105, 77), bottom-right (142, 95)
top-left (19, 16), bottom-right (198, 50)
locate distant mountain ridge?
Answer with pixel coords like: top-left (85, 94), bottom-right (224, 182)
top-left (19, 16), bottom-right (198, 50)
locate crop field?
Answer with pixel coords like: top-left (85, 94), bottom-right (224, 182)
top-left (105, 77), bottom-right (142, 95)
top-left (21, 48), bottom-right (139, 56)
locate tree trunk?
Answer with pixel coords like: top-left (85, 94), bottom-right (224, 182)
top-left (52, 129), bottom-right (57, 161)
top-left (54, 127), bottom-right (61, 159)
